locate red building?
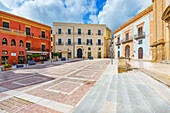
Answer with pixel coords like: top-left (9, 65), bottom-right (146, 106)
top-left (0, 11), bottom-right (51, 65)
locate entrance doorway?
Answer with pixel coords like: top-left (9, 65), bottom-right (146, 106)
top-left (68, 52), bottom-right (71, 58)
top-left (138, 47), bottom-right (143, 59)
top-left (98, 52), bottom-right (101, 58)
top-left (88, 52), bottom-right (91, 58)
top-left (125, 45), bottom-right (130, 58)
top-left (18, 56), bottom-right (24, 64)
top-left (77, 48), bottom-right (82, 58)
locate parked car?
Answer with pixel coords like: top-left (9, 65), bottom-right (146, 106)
top-left (61, 57), bottom-right (66, 61)
top-left (28, 60), bottom-right (36, 65)
top-left (89, 56), bottom-right (93, 60)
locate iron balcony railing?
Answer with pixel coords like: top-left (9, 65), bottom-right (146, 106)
top-left (74, 42), bottom-right (85, 45)
top-left (134, 32), bottom-right (145, 40)
top-left (86, 43), bottom-right (93, 45)
top-left (27, 47), bottom-right (50, 52)
top-left (65, 42), bottom-right (72, 45)
top-left (96, 43), bottom-right (103, 46)
top-left (56, 42), bottom-right (64, 45)
top-left (121, 36), bottom-right (133, 43)
top-left (0, 27), bottom-right (25, 34)
top-left (39, 35), bottom-right (48, 40)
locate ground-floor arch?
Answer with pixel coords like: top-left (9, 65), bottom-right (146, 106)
top-left (125, 45), bottom-right (130, 58)
top-left (77, 48), bottom-right (82, 58)
top-left (138, 47), bottom-right (143, 59)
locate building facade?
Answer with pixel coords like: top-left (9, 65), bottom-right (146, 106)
top-left (0, 11), bottom-right (51, 65)
top-left (105, 27), bottom-right (112, 58)
top-left (52, 23), bottom-right (110, 59)
top-left (151, 0), bottom-right (170, 62)
top-left (114, 5), bottom-right (153, 60)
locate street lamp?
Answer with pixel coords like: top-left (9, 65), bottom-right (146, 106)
top-left (111, 36), bottom-right (113, 65)
top-left (25, 48), bottom-right (28, 66)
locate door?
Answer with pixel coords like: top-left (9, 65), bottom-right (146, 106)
top-left (138, 47), bottom-right (143, 59)
top-left (88, 52), bottom-right (91, 58)
top-left (98, 52), bottom-right (101, 58)
top-left (118, 51), bottom-right (120, 58)
top-left (125, 45), bottom-right (130, 58)
top-left (77, 48), bottom-right (82, 58)
top-left (68, 52), bottom-right (71, 58)
top-left (18, 56), bottom-right (24, 64)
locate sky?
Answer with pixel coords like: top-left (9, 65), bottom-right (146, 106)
top-left (0, 0), bottom-right (152, 31)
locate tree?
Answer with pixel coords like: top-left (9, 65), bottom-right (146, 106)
top-left (53, 52), bottom-right (60, 60)
top-left (30, 54), bottom-right (40, 63)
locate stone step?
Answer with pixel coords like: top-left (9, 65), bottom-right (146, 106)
top-left (130, 71), bottom-right (170, 113)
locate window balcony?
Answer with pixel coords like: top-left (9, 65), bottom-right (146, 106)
top-left (96, 33), bottom-right (103, 35)
top-left (0, 27), bottom-right (25, 35)
top-left (134, 32), bottom-right (145, 40)
top-left (96, 43), bottom-right (103, 46)
top-left (115, 41), bottom-right (121, 45)
top-left (121, 36), bottom-right (133, 43)
top-left (65, 42), bottom-right (72, 45)
top-left (27, 47), bottom-right (50, 52)
top-left (86, 43), bottom-right (93, 45)
top-left (26, 33), bottom-right (34, 37)
top-left (56, 42), bottom-right (64, 45)
top-left (39, 35), bottom-right (48, 40)
top-left (56, 32), bottom-right (64, 35)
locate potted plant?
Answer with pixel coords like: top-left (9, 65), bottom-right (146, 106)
top-left (53, 52), bottom-right (60, 61)
top-left (4, 64), bottom-right (12, 71)
top-left (30, 54), bottom-right (40, 63)
top-left (41, 59), bottom-right (44, 64)
top-left (13, 60), bottom-right (16, 66)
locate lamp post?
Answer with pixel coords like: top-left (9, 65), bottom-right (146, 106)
top-left (111, 36), bottom-right (113, 65)
top-left (25, 48), bottom-right (28, 66)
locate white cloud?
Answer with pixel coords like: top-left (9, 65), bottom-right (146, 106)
top-left (0, 0), bottom-right (98, 26)
top-left (98, 0), bottom-right (152, 31)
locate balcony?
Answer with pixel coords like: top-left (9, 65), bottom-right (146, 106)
top-left (115, 41), bottom-right (121, 45)
top-left (96, 33), bottom-right (103, 36)
top-left (27, 47), bottom-right (50, 52)
top-left (121, 36), bottom-right (133, 43)
top-left (56, 32), bottom-right (64, 35)
top-left (26, 33), bottom-right (34, 38)
top-left (86, 43), bottom-right (93, 45)
top-left (39, 35), bottom-right (48, 40)
top-left (134, 32), bottom-right (145, 40)
top-left (96, 43), bottom-right (103, 46)
top-left (0, 27), bottom-right (25, 35)
top-left (65, 42), bottom-right (72, 45)
top-left (74, 42), bottom-right (85, 45)
top-left (56, 42), bottom-right (64, 45)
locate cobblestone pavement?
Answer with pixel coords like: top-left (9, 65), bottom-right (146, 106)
top-left (0, 59), bottom-right (110, 113)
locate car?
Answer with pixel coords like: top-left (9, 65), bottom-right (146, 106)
top-left (61, 57), bottom-right (66, 61)
top-left (28, 60), bottom-right (36, 65)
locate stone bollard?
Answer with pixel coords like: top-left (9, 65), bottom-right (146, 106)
top-left (118, 57), bottom-right (129, 73)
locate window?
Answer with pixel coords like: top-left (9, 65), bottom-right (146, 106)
top-left (98, 39), bottom-right (101, 45)
top-left (19, 40), bottom-right (23, 47)
top-left (26, 42), bottom-right (31, 50)
top-left (68, 29), bottom-right (71, 35)
top-left (126, 33), bottom-right (129, 40)
top-left (41, 31), bottom-right (45, 38)
top-left (19, 24), bottom-right (21, 31)
top-left (88, 30), bottom-right (91, 35)
top-left (51, 30), bottom-right (52, 34)
top-left (41, 44), bottom-right (46, 51)
top-left (58, 39), bottom-right (62, 44)
top-left (51, 46), bottom-right (53, 49)
top-left (26, 27), bottom-right (31, 35)
top-left (138, 27), bottom-right (143, 36)
top-left (68, 39), bottom-right (71, 45)
top-left (51, 37), bottom-right (53, 41)
top-left (118, 46), bottom-right (120, 49)
top-left (87, 39), bottom-right (92, 45)
top-left (88, 47), bottom-right (91, 50)
top-left (2, 51), bottom-right (8, 55)
top-left (138, 40), bottom-right (143, 44)
top-left (118, 37), bottom-right (120, 43)
top-left (78, 29), bottom-right (81, 35)
top-left (98, 47), bottom-right (101, 50)
top-left (3, 22), bottom-right (9, 28)
top-left (2, 38), bottom-right (7, 45)
top-left (78, 38), bottom-right (81, 45)
top-left (19, 51), bottom-right (24, 55)
top-left (98, 30), bottom-right (101, 35)
top-left (11, 39), bottom-right (16, 46)
top-left (58, 29), bottom-right (62, 34)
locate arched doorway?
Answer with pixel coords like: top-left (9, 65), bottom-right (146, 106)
top-left (138, 47), bottom-right (143, 59)
top-left (125, 45), bottom-right (130, 58)
top-left (118, 51), bottom-right (120, 58)
top-left (77, 48), bottom-right (82, 58)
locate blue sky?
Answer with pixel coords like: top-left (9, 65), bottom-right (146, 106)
top-left (0, 0), bottom-right (152, 31)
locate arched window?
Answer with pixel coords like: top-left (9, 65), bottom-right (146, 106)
top-left (19, 40), bottom-right (23, 47)
top-left (11, 39), bottom-right (16, 46)
top-left (2, 38), bottom-right (7, 45)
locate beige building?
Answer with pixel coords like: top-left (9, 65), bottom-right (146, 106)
top-left (52, 23), bottom-right (110, 59)
top-left (151, 0), bottom-right (170, 62)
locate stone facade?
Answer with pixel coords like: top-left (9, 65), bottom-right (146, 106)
top-left (114, 5), bottom-right (153, 60)
top-left (151, 0), bottom-right (170, 62)
top-left (52, 23), bottom-right (110, 59)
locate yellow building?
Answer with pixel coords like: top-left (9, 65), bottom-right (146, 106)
top-left (52, 23), bottom-right (110, 59)
top-left (104, 27), bottom-right (112, 58)
top-left (151, 0), bottom-right (170, 62)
